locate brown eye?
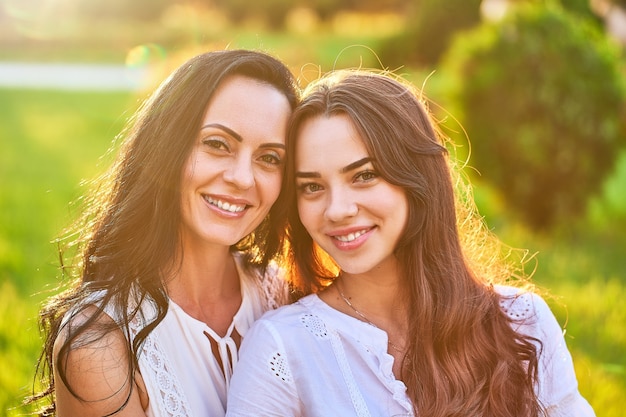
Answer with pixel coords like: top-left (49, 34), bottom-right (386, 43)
top-left (259, 153), bottom-right (282, 166)
top-left (355, 170), bottom-right (378, 182)
top-left (297, 183), bottom-right (323, 194)
top-left (202, 137), bottom-right (229, 151)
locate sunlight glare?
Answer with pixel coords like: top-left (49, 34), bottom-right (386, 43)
top-left (2, 0), bottom-right (74, 39)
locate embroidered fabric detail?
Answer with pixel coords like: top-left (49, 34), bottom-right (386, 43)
top-left (268, 351), bottom-right (292, 383)
top-left (330, 332), bottom-right (372, 417)
top-left (252, 262), bottom-right (288, 311)
top-left (129, 315), bottom-right (192, 417)
top-left (499, 292), bottom-right (534, 321)
top-left (301, 313), bottom-right (329, 338)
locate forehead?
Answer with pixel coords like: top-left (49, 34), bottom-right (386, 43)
top-left (202, 75), bottom-right (291, 143)
top-left (295, 114), bottom-right (369, 170)
top-left (207, 75), bottom-right (285, 111)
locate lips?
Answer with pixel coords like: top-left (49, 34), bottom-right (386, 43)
top-left (203, 195), bottom-right (248, 213)
top-left (327, 227), bottom-right (375, 251)
top-left (333, 228), bottom-right (370, 242)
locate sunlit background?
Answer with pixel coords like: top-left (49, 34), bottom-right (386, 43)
top-left (1, 0), bottom-right (625, 415)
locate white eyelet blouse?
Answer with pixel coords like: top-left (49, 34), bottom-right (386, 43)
top-left (226, 285), bottom-right (595, 417)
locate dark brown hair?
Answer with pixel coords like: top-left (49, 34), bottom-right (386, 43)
top-left (29, 49), bottom-right (298, 416)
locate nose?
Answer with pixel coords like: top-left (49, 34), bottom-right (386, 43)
top-left (223, 155), bottom-right (255, 190)
top-left (324, 188), bottom-right (358, 222)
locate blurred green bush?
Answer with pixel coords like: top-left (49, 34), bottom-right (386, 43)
top-left (440, 2), bottom-right (626, 230)
top-left (377, 0), bottom-right (603, 69)
top-left (560, 0), bottom-right (601, 19)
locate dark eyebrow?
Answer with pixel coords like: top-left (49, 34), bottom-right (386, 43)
top-left (201, 123), bottom-right (285, 149)
top-left (260, 143), bottom-right (286, 150)
top-left (200, 123), bottom-right (242, 142)
top-left (341, 157), bottom-right (373, 173)
top-left (296, 157), bottom-right (372, 179)
top-left (295, 171), bottom-right (321, 179)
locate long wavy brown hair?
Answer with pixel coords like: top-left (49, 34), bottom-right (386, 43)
top-left (28, 49), bottom-right (299, 416)
top-left (283, 70), bottom-right (545, 416)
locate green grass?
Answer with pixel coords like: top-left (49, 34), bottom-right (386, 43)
top-left (0, 88), bottom-right (137, 415)
top-left (0, 88), bottom-right (138, 293)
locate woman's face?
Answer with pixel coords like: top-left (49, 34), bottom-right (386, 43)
top-left (295, 114), bottom-right (409, 276)
top-left (179, 75), bottom-right (291, 250)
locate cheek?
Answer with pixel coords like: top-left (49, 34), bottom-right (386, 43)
top-left (260, 171), bottom-right (283, 202)
top-left (388, 192), bottom-right (410, 230)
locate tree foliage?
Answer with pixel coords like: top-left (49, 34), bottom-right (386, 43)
top-left (212, 0), bottom-right (407, 29)
top-left (379, 0), bottom-right (483, 68)
top-left (75, 0), bottom-right (172, 21)
top-left (441, 3), bottom-right (626, 230)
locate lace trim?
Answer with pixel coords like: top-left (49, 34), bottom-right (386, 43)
top-left (252, 262), bottom-right (288, 311)
top-left (129, 314), bottom-right (192, 417)
top-left (330, 329), bottom-right (372, 417)
top-left (298, 312), bottom-right (370, 416)
top-left (95, 259), bottom-right (285, 417)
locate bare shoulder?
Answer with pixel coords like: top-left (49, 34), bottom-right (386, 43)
top-left (53, 305), bottom-right (148, 417)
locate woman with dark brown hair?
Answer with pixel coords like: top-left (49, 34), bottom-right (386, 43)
top-left (226, 70), bottom-right (594, 416)
top-left (29, 49), bottom-right (298, 417)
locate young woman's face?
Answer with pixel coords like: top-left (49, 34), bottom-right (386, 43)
top-left (295, 114), bottom-right (409, 275)
top-left (180, 75), bottom-right (291, 249)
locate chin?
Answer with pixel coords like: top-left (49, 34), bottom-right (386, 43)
top-left (336, 262), bottom-right (375, 276)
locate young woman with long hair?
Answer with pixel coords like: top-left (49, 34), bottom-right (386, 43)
top-left (226, 70), bottom-right (594, 416)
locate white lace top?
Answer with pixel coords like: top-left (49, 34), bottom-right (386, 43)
top-left (226, 285), bottom-right (595, 417)
top-left (98, 253), bottom-right (287, 417)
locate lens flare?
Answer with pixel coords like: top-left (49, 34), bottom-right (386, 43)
top-left (125, 43), bottom-right (167, 69)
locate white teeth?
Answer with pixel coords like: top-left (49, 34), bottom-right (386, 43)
top-left (207, 196), bottom-right (245, 213)
top-left (335, 229), bottom-right (367, 242)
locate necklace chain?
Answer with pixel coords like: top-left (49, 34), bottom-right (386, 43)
top-left (336, 280), bottom-right (405, 353)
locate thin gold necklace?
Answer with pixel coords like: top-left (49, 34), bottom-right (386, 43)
top-left (336, 280), bottom-right (405, 353)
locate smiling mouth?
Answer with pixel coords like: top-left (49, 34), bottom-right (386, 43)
top-left (204, 196), bottom-right (247, 213)
top-left (333, 229), bottom-right (370, 242)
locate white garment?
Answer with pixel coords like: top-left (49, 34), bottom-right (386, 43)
top-left (99, 253), bottom-right (287, 417)
top-left (226, 285), bottom-right (595, 417)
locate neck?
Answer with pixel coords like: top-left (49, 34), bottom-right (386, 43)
top-left (165, 245), bottom-right (243, 336)
top-left (338, 256), bottom-right (405, 313)
top-left (336, 272), bottom-right (405, 321)
top-left (166, 243), bottom-right (240, 306)
top-left (320, 253), bottom-right (408, 328)
top-left (331, 273), bottom-right (409, 359)
top-left (327, 262), bottom-right (409, 375)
